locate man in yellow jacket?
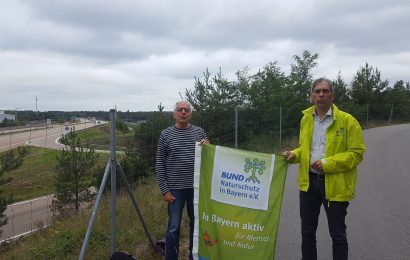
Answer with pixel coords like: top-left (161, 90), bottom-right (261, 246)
top-left (283, 78), bottom-right (366, 260)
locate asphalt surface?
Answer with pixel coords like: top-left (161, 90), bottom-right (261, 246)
top-left (275, 123), bottom-right (410, 260)
top-left (0, 120), bottom-right (104, 152)
top-left (0, 196), bottom-right (53, 242)
top-left (0, 120), bottom-right (105, 242)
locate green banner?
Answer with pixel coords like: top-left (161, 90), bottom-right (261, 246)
top-left (193, 144), bottom-right (288, 260)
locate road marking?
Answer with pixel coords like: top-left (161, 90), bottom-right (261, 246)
top-left (0, 225), bottom-right (49, 244)
top-left (9, 195), bottom-right (53, 207)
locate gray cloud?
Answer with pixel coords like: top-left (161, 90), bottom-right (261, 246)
top-left (0, 0), bottom-right (409, 111)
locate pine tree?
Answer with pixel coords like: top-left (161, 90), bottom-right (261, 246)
top-left (52, 133), bottom-right (99, 214)
top-left (0, 179), bottom-right (7, 236)
top-left (0, 148), bottom-right (28, 235)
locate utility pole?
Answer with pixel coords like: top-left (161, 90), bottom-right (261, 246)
top-left (15, 107), bottom-right (23, 122)
top-left (35, 96), bottom-right (38, 113)
top-left (388, 104), bottom-right (394, 125)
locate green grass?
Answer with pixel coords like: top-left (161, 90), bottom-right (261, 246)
top-left (1, 147), bottom-right (110, 202)
top-left (1, 147), bottom-right (60, 201)
top-left (239, 133), bottom-right (299, 154)
top-left (72, 125), bottom-right (133, 151)
top-left (0, 176), bottom-right (192, 260)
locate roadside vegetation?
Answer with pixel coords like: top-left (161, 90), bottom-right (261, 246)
top-left (52, 133), bottom-right (100, 215)
top-left (0, 146), bottom-right (31, 234)
top-left (0, 147), bottom-right (109, 202)
top-left (60, 122), bottom-right (132, 151)
top-left (0, 176), bottom-right (186, 260)
top-left (0, 147), bottom-right (45, 202)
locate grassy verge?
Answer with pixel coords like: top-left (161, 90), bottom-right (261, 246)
top-left (1, 147), bottom-right (59, 201)
top-left (1, 147), bottom-right (110, 202)
top-left (0, 176), bottom-right (192, 260)
top-left (69, 124), bottom-right (133, 151)
top-left (239, 133), bottom-right (299, 154)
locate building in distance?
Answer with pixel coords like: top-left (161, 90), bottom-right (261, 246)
top-left (0, 111), bottom-right (16, 122)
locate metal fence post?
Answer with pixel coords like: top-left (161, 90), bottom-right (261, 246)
top-left (79, 109), bottom-right (118, 260)
top-left (366, 103), bottom-right (369, 128)
top-left (29, 123), bottom-right (32, 146)
top-left (235, 108), bottom-right (238, 149)
top-left (79, 160), bottom-right (112, 260)
top-left (30, 201), bottom-right (33, 232)
top-left (388, 104), bottom-right (394, 125)
top-left (110, 109), bottom-right (117, 255)
top-left (11, 206), bottom-right (15, 237)
top-left (45, 120), bottom-right (48, 148)
top-left (47, 196), bottom-right (50, 226)
top-left (279, 106), bottom-right (282, 152)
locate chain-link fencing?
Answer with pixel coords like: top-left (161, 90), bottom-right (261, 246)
top-left (0, 103), bottom-right (409, 258)
top-left (0, 195), bottom-right (53, 243)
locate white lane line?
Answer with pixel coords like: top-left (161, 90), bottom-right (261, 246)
top-left (0, 225), bottom-right (50, 244)
top-left (9, 195), bottom-right (53, 207)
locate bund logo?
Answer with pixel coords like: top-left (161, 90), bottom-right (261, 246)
top-left (336, 127), bottom-right (345, 136)
top-left (244, 158), bottom-right (266, 184)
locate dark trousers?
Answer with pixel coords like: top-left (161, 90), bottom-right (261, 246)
top-left (300, 172), bottom-right (349, 260)
top-left (165, 188), bottom-right (194, 260)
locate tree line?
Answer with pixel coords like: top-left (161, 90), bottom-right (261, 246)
top-left (1, 110), bottom-right (158, 126)
top-left (185, 50), bottom-right (409, 120)
top-left (121, 50), bottom-right (410, 182)
top-left (4, 50), bottom-right (408, 220)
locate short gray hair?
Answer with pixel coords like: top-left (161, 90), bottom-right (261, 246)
top-left (174, 100), bottom-right (193, 111)
top-left (311, 78), bottom-right (333, 93)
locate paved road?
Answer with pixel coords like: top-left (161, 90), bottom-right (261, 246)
top-left (0, 120), bottom-right (106, 241)
top-left (0, 120), bottom-right (105, 152)
top-left (275, 123), bottom-right (410, 259)
top-left (0, 196), bottom-right (53, 242)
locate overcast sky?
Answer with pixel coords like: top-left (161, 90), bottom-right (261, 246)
top-left (1, 0), bottom-right (409, 112)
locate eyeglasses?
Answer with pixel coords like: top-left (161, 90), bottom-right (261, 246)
top-left (175, 108), bottom-right (192, 113)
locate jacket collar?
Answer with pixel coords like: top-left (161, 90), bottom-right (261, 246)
top-left (302, 104), bottom-right (340, 120)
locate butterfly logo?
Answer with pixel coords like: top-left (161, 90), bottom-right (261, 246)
top-left (204, 231), bottom-right (218, 247)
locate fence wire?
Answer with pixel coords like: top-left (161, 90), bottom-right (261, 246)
top-left (0, 103), bottom-right (409, 259)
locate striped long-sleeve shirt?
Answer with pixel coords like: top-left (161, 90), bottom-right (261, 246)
top-left (155, 124), bottom-right (207, 194)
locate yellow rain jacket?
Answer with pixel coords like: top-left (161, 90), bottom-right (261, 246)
top-left (292, 104), bottom-right (366, 201)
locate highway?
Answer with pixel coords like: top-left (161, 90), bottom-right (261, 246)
top-left (0, 120), bottom-right (105, 152)
top-left (0, 119), bottom-right (106, 242)
top-left (0, 196), bottom-right (53, 242)
top-left (275, 123), bottom-right (410, 259)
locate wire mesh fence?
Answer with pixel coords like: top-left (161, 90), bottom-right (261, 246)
top-left (0, 196), bottom-right (53, 243)
top-left (0, 119), bottom-right (106, 153)
top-left (0, 102), bottom-right (409, 258)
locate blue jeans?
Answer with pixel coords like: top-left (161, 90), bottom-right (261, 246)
top-left (165, 188), bottom-right (194, 260)
top-left (300, 172), bottom-right (349, 260)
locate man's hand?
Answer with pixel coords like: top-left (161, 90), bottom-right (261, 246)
top-left (282, 151), bottom-right (295, 161)
top-left (311, 160), bottom-right (323, 172)
top-left (163, 191), bottom-right (176, 203)
top-left (199, 139), bottom-right (210, 146)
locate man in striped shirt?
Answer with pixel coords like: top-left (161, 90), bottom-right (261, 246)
top-left (155, 100), bottom-right (208, 260)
